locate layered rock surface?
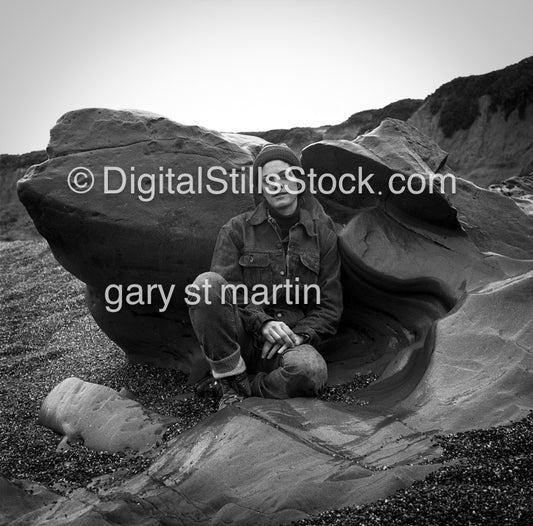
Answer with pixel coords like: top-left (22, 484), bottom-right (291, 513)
top-left (13, 110), bottom-right (533, 525)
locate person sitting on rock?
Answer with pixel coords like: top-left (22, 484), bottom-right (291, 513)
top-left (188, 143), bottom-right (343, 409)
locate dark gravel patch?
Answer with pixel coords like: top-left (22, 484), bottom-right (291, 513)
top-left (0, 240), bottom-right (216, 494)
top-left (318, 373), bottom-right (378, 405)
top-left (291, 412), bottom-right (533, 526)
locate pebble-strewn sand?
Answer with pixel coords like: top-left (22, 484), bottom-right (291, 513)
top-left (0, 240), bottom-right (216, 493)
top-left (292, 413), bottom-right (533, 525)
top-left (1, 240), bottom-right (531, 525)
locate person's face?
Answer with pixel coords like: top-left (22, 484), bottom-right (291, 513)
top-left (261, 160), bottom-right (299, 216)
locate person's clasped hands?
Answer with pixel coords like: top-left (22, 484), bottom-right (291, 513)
top-left (260, 320), bottom-right (305, 359)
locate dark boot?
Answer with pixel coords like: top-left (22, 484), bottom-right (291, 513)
top-left (217, 371), bottom-right (251, 410)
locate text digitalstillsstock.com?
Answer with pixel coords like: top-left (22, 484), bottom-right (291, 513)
top-left (67, 165), bottom-right (457, 199)
top-left (103, 279), bottom-right (321, 313)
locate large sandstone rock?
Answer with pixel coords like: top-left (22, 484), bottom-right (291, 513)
top-left (18, 109), bottom-right (266, 369)
top-left (302, 117), bottom-right (533, 400)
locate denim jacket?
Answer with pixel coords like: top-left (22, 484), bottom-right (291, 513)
top-left (210, 195), bottom-right (343, 345)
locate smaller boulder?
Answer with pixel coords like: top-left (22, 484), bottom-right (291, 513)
top-left (38, 377), bottom-right (177, 453)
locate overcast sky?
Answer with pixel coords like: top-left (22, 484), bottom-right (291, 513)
top-left (1, 0), bottom-right (531, 154)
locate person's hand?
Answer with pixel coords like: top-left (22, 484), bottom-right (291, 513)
top-left (260, 321), bottom-right (305, 359)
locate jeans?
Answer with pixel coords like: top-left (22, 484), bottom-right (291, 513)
top-left (188, 272), bottom-right (328, 399)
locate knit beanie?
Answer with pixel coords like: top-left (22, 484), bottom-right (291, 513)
top-left (252, 143), bottom-right (301, 181)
